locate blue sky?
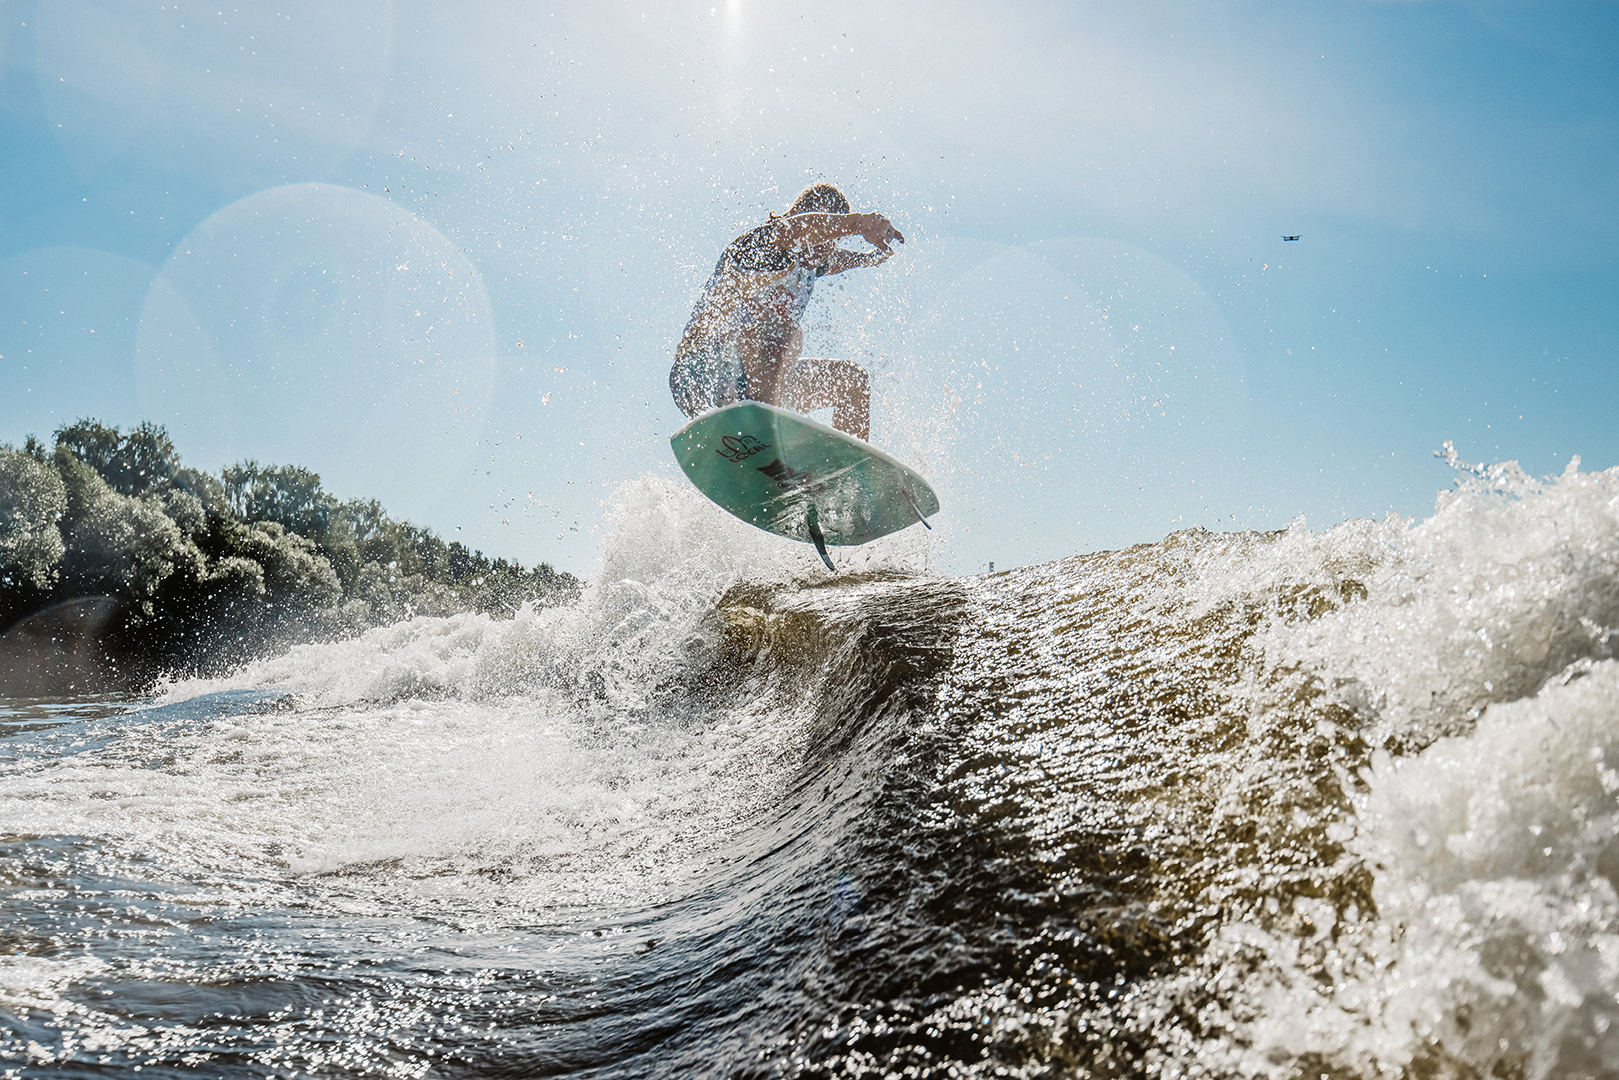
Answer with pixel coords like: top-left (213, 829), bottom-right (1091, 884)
top-left (2, 0), bottom-right (1615, 575)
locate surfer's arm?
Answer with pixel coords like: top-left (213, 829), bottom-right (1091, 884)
top-left (820, 247), bottom-right (892, 276)
top-left (774, 212), bottom-right (904, 255)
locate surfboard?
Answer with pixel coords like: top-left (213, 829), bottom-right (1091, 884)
top-left (670, 401), bottom-right (939, 570)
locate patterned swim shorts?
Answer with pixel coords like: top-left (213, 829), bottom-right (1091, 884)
top-left (669, 340), bottom-right (747, 419)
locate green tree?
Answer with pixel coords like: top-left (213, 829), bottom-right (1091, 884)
top-left (54, 419), bottom-right (180, 497)
top-left (222, 462), bottom-right (338, 542)
top-left (53, 449), bottom-right (199, 611)
top-left (223, 520), bottom-right (341, 611)
top-left (0, 446), bottom-right (68, 594)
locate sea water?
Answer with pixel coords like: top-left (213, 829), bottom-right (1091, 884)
top-left (3, 450), bottom-right (1618, 1078)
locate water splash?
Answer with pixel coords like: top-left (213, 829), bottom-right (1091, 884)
top-left (6, 452), bottom-right (1619, 1077)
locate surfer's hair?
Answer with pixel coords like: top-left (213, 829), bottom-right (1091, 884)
top-left (785, 183), bottom-right (850, 217)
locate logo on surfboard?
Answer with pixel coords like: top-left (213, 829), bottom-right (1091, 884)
top-left (756, 458), bottom-right (826, 495)
top-left (717, 434), bottom-right (770, 463)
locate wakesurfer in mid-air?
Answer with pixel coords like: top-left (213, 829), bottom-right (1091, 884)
top-left (665, 183), bottom-right (934, 571)
top-left (668, 183), bottom-right (904, 442)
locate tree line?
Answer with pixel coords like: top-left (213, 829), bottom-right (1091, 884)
top-left (0, 420), bottom-right (580, 683)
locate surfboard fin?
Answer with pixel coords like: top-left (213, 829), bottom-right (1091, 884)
top-left (806, 505), bottom-right (836, 572)
top-left (902, 488), bottom-right (933, 530)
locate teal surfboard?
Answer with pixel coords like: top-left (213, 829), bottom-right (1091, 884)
top-left (670, 402), bottom-right (939, 569)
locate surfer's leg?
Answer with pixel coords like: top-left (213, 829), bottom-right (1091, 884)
top-left (785, 357), bottom-right (870, 441)
top-left (737, 320), bottom-right (802, 408)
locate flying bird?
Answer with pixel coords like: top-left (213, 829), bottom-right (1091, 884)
top-left (1282, 235), bottom-right (1301, 241)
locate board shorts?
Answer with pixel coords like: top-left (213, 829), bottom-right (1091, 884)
top-left (669, 339), bottom-right (748, 419)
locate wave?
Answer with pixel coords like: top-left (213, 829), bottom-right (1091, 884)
top-left (6, 452), bottom-right (1618, 1076)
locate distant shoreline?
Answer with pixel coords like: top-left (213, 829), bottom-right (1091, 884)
top-left (1, 420), bottom-right (579, 696)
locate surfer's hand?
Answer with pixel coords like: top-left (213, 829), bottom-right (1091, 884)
top-left (853, 213), bottom-right (904, 253)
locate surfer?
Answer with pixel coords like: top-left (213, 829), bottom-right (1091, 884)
top-left (669, 183), bottom-right (903, 442)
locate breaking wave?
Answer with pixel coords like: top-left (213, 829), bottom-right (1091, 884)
top-left (4, 449), bottom-right (1619, 1077)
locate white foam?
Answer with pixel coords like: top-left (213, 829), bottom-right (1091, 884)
top-left (1275, 452), bottom-right (1619, 747)
top-left (1227, 454), bottom-right (1619, 1075)
top-left (3, 679), bottom-right (809, 914)
top-left (156, 473), bottom-right (937, 711)
top-left (1352, 661), bottom-right (1619, 1068)
top-left (9, 475), bottom-right (909, 915)
top-left (1228, 662), bottom-right (1619, 1076)
top-left (0, 955), bottom-right (110, 1019)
